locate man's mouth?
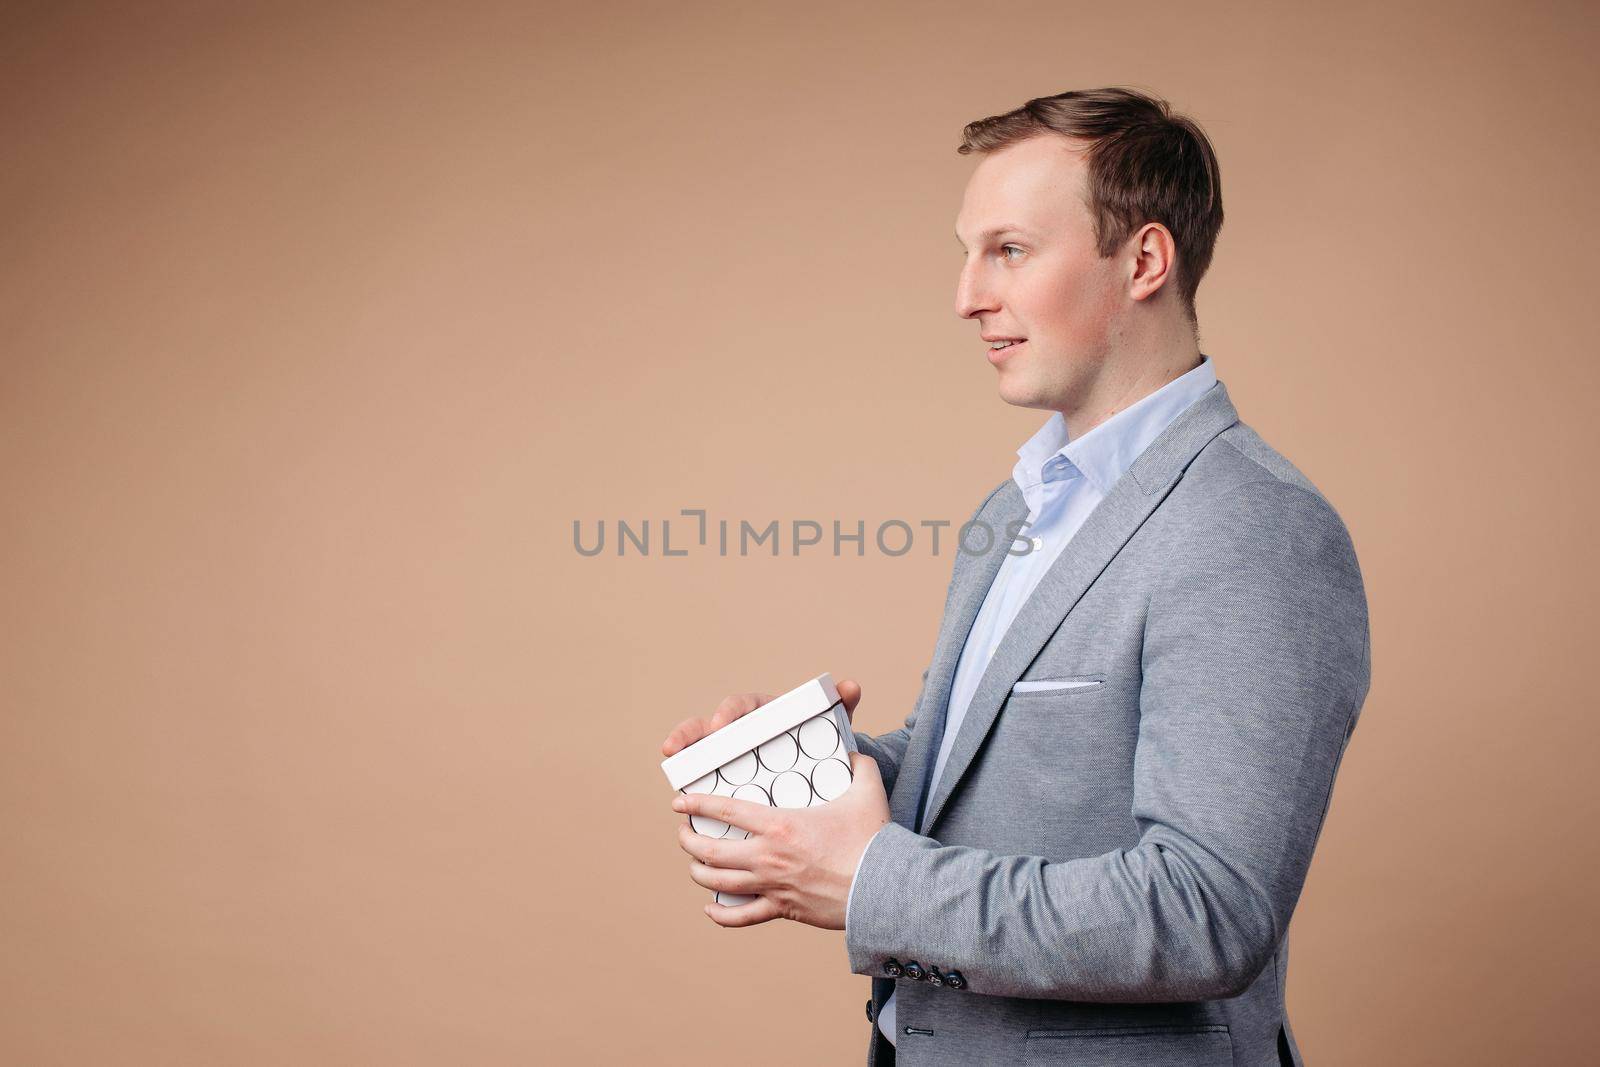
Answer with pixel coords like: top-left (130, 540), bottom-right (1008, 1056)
top-left (979, 331), bottom-right (1030, 348)
top-left (985, 337), bottom-right (1027, 363)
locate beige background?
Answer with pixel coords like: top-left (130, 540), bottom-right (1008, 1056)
top-left (3, 1), bottom-right (1596, 1063)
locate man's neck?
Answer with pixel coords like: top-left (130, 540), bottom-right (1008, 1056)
top-left (1062, 339), bottom-right (1203, 441)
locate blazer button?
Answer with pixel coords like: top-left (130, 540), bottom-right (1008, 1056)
top-left (883, 958), bottom-right (904, 978)
top-left (903, 961), bottom-right (925, 981)
top-left (926, 967), bottom-right (945, 987)
top-left (865, 999), bottom-right (876, 1022)
top-left (945, 969), bottom-right (966, 990)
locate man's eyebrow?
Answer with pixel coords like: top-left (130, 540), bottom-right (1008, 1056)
top-left (955, 225), bottom-right (1031, 246)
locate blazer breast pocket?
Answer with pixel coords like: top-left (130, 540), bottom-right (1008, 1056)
top-left (1010, 676), bottom-right (1106, 696)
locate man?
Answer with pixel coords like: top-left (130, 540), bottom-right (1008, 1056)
top-left (661, 87), bottom-right (1370, 1066)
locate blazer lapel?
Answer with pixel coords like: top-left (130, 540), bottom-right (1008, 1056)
top-left (915, 381), bottom-right (1242, 836)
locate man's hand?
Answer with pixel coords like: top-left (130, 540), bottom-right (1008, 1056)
top-left (660, 679), bottom-right (863, 757)
top-left (671, 750), bottom-right (889, 930)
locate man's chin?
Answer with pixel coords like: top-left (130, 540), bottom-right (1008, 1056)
top-left (995, 377), bottom-right (1060, 412)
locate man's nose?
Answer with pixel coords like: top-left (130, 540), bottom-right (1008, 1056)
top-left (955, 262), bottom-right (997, 320)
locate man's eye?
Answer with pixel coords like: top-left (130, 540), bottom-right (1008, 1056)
top-left (1001, 244), bottom-right (1025, 262)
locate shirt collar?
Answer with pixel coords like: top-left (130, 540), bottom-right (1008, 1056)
top-left (1013, 354), bottom-right (1219, 508)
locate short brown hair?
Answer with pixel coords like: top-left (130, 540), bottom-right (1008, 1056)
top-left (958, 87), bottom-right (1223, 323)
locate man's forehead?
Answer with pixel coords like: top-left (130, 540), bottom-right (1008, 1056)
top-left (955, 135), bottom-right (1089, 242)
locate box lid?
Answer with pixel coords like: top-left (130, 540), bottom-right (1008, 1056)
top-left (660, 673), bottom-right (841, 790)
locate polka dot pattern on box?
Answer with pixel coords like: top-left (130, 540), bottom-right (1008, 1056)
top-left (683, 707), bottom-right (855, 845)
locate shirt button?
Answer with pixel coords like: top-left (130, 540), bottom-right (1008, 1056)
top-left (1031, 537), bottom-right (1044, 551)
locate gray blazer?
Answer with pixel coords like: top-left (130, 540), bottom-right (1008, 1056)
top-left (848, 380), bottom-right (1371, 1066)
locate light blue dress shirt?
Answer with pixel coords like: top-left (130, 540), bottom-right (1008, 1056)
top-left (852, 354), bottom-right (1219, 1047)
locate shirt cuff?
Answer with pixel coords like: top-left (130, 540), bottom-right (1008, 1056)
top-left (844, 822), bottom-right (891, 934)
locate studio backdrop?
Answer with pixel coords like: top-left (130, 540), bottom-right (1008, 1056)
top-left (3, 2), bottom-right (1595, 1064)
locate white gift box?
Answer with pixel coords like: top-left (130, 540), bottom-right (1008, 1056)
top-left (661, 673), bottom-right (858, 906)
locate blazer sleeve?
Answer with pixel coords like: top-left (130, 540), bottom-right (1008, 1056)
top-left (843, 478), bottom-right (1372, 1002)
top-left (851, 665), bottom-right (927, 798)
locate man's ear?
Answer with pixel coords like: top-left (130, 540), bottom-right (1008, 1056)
top-left (1128, 221), bottom-right (1177, 304)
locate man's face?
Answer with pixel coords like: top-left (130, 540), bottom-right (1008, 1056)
top-left (954, 134), bottom-right (1128, 416)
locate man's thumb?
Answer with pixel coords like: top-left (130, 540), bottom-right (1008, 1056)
top-left (837, 679), bottom-right (862, 718)
top-left (848, 750), bottom-right (882, 787)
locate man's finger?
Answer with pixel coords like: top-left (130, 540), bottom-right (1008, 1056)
top-left (705, 894), bottom-right (782, 928)
top-left (672, 791), bottom-right (777, 834)
top-left (687, 860), bottom-right (761, 895)
top-left (676, 820), bottom-right (758, 868)
top-left (664, 693), bottom-right (778, 756)
top-left (661, 716), bottom-right (712, 757)
top-left (709, 692), bottom-right (772, 731)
